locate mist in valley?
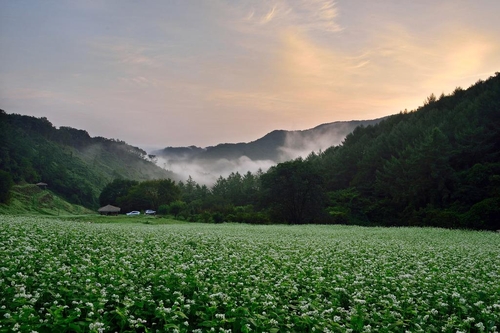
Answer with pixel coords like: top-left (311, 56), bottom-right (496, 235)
top-left (153, 122), bottom-right (362, 185)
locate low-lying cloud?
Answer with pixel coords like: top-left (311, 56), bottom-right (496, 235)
top-left (153, 119), bottom-right (373, 186)
top-left (156, 155), bottom-right (276, 186)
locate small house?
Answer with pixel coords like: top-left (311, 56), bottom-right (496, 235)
top-left (98, 204), bottom-right (121, 215)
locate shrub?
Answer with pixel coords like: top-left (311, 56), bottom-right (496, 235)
top-left (0, 170), bottom-right (13, 204)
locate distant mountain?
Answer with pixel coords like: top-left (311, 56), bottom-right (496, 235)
top-left (0, 111), bottom-right (176, 208)
top-left (154, 118), bottom-right (385, 163)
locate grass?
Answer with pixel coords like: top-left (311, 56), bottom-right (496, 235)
top-left (1, 216), bottom-right (499, 332)
top-left (0, 184), bottom-right (94, 216)
top-left (63, 214), bottom-right (187, 225)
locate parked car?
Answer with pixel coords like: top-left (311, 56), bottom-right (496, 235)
top-left (145, 210), bottom-right (156, 215)
top-left (126, 211), bottom-right (140, 216)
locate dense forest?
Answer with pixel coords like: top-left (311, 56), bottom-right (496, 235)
top-left (99, 73), bottom-right (500, 230)
top-left (2, 73), bottom-right (499, 229)
top-left (0, 112), bottom-right (175, 207)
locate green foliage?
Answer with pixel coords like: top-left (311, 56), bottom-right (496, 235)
top-left (167, 200), bottom-right (187, 217)
top-left (461, 197), bottom-right (500, 230)
top-left (0, 170), bottom-right (13, 203)
top-left (316, 72), bottom-right (500, 229)
top-left (0, 184), bottom-right (94, 215)
top-left (98, 179), bottom-right (139, 207)
top-left (157, 204), bottom-right (170, 215)
top-left (118, 179), bottom-right (181, 212)
top-left (261, 158), bottom-right (325, 224)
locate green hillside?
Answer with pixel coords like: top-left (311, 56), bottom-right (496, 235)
top-left (0, 112), bottom-right (177, 209)
top-left (0, 184), bottom-right (94, 215)
top-left (315, 73), bottom-right (500, 229)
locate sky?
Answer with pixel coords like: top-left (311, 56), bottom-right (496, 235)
top-left (1, 1), bottom-right (500, 150)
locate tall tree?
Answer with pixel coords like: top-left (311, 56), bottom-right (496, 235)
top-left (99, 179), bottom-right (139, 207)
top-left (261, 158), bottom-right (324, 224)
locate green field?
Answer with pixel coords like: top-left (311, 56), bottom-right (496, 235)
top-left (1, 216), bottom-right (499, 332)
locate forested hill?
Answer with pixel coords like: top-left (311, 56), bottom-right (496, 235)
top-left (102, 72), bottom-right (498, 230)
top-left (313, 73), bottom-right (500, 229)
top-left (0, 112), bottom-right (176, 208)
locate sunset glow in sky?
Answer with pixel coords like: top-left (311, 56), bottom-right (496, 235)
top-left (1, 1), bottom-right (500, 149)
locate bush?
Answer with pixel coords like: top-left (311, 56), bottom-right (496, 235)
top-left (158, 204), bottom-right (169, 215)
top-left (168, 200), bottom-right (187, 218)
top-left (461, 197), bottom-right (500, 230)
top-left (0, 170), bottom-right (14, 204)
top-left (327, 209), bottom-right (350, 225)
top-left (212, 212), bottom-right (224, 224)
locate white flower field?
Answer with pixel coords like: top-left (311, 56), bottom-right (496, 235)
top-left (1, 216), bottom-right (499, 332)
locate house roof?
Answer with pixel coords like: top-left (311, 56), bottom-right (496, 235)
top-left (98, 204), bottom-right (121, 212)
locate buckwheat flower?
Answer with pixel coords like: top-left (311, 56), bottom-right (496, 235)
top-left (4, 313), bottom-right (10, 319)
top-left (475, 322), bottom-right (485, 331)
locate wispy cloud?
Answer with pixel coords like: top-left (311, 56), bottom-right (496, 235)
top-left (226, 0), bottom-right (341, 33)
top-left (204, 16), bottom-right (500, 126)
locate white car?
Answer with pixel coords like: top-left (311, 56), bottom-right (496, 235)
top-left (145, 210), bottom-right (156, 215)
top-left (126, 211), bottom-right (140, 216)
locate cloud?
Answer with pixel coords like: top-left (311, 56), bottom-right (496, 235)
top-left (357, 24), bottom-right (500, 108)
top-left (156, 155), bottom-right (276, 186)
top-left (234, 0), bottom-right (341, 32)
top-left (204, 17), bottom-right (500, 128)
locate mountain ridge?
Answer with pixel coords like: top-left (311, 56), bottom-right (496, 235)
top-left (154, 117), bottom-right (386, 163)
